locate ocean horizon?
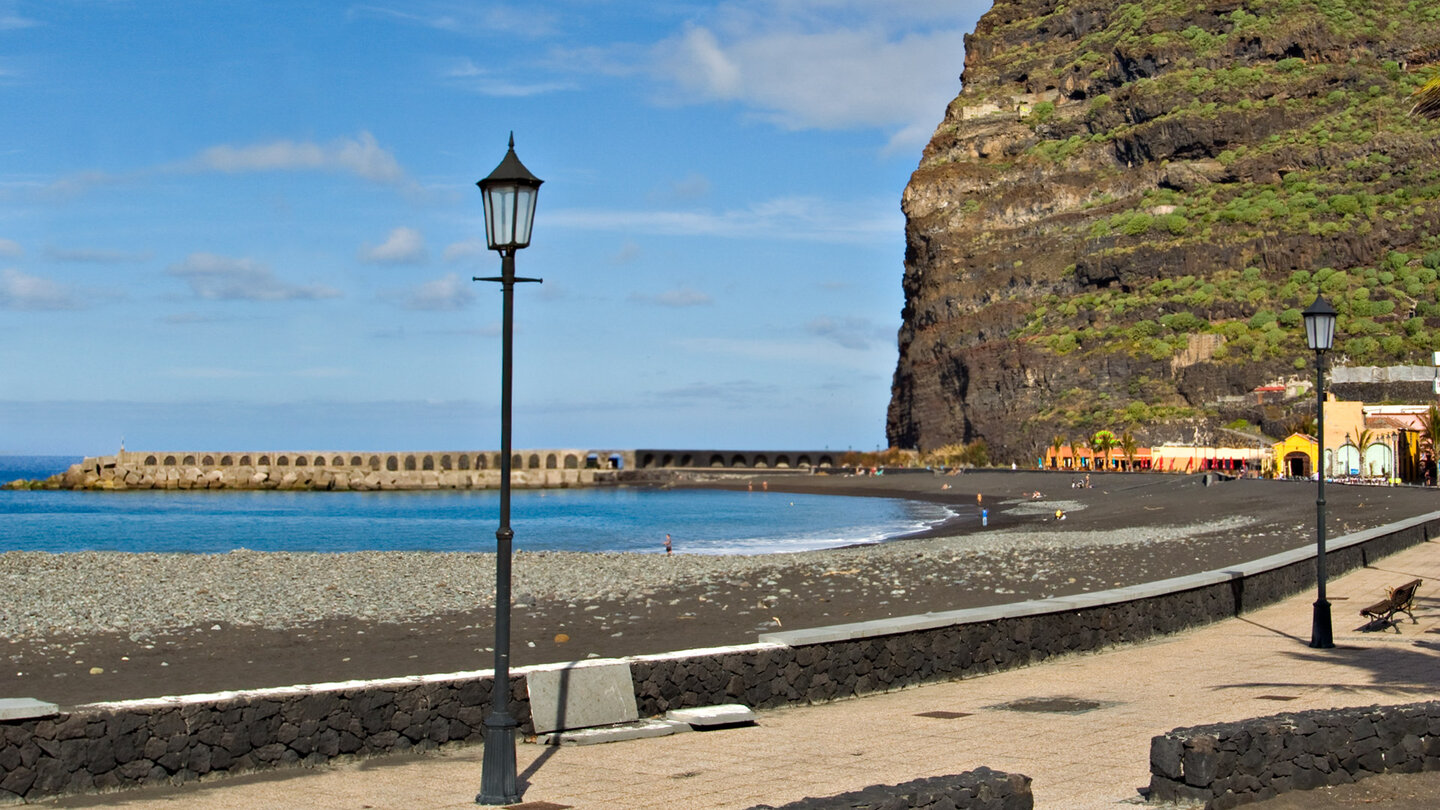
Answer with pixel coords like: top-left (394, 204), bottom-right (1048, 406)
top-left (0, 455), bottom-right (959, 556)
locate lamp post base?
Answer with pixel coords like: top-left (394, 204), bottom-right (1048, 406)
top-left (1309, 599), bottom-right (1334, 649)
top-left (476, 718), bottom-right (519, 805)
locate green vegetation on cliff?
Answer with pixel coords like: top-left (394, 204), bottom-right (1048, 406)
top-left (889, 0), bottom-right (1440, 457)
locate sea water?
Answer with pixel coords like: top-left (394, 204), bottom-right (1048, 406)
top-left (0, 456), bottom-right (955, 555)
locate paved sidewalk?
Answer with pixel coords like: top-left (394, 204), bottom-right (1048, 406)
top-left (41, 540), bottom-right (1440, 810)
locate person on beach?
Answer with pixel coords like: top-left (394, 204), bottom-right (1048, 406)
top-left (664, 534), bottom-right (672, 555)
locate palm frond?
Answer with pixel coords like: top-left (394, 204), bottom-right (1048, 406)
top-left (1411, 76), bottom-right (1440, 120)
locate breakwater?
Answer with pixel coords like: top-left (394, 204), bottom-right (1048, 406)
top-left (7, 448), bottom-right (843, 491)
top-left (26, 450), bottom-right (620, 491)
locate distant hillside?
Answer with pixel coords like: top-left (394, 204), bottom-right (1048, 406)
top-left (888, 0), bottom-right (1440, 459)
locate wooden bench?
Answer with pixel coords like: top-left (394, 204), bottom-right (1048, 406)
top-left (1359, 578), bottom-right (1422, 632)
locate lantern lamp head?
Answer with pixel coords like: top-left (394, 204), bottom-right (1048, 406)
top-left (477, 133), bottom-right (543, 252)
top-left (1302, 295), bottom-right (1337, 353)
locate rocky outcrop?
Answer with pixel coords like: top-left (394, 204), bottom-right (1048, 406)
top-left (889, 0), bottom-right (1440, 458)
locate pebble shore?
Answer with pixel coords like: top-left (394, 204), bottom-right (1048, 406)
top-left (0, 504), bottom-right (1263, 642)
top-left (8, 471), bottom-right (1440, 706)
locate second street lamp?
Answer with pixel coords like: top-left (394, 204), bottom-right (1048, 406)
top-left (474, 133), bottom-right (543, 806)
top-left (1303, 294), bottom-right (1337, 650)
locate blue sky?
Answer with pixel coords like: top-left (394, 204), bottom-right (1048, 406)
top-left (0, 1), bottom-right (986, 455)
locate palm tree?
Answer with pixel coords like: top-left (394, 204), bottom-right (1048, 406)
top-left (1423, 404), bottom-right (1440, 484)
top-left (1050, 435), bottom-right (1065, 469)
top-left (1412, 75), bottom-right (1440, 120)
top-left (1092, 429), bottom-right (1117, 471)
top-left (1068, 437), bottom-right (1083, 470)
top-left (1354, 427), bottom-right (1375, 478)
top-left (1120, 432), bottom-right (1138, 471)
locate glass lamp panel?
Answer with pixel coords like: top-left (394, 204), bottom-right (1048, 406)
top-left (481, 191), bottom-right (497, 249)
top-left (1317, 314), bottom-right (1336, 350)
top-left (1305, 313), bottom-right (1336, 351)
top-left (487, 186), bottom-right (517, 248)
top-left (513, 186), bottom-right (537, 248)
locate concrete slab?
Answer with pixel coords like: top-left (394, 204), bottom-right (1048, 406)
top-left (0, 697), bottom-right (59, 720)
top-left (526, 661), bottom-right (637, 734)
top-left (532, 718), bottom-right (688, 746)
top-left (666, 704), bottom-right (757, 728)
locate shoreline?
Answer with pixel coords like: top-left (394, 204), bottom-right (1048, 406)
top-left (0, 480), bottom-right (961, 557)
top-left (5, 471), bottom-right (1440, 707)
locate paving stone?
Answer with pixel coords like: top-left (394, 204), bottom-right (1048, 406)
top-left (665, 704), bottom-right (757, 728)
top-left (526, 662), bottom-right (638, 734)
top-left (0, 699), bottom-right (58, 721)
top-left (531, 718), bottom-right (688, 746)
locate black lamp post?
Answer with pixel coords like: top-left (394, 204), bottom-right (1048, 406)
top-left (474, 133), bottom-right (542, 806)
top-left (1303, 294), bottom-right (1337, 649)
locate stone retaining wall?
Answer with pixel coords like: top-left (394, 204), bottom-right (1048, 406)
top-left (0, 673), bottom-right (527, 802)
top-left (1148, 701), bottom-right (1440, 809)
top-left (632, 513), bottom-right (1439, 715)
top-left (4, 511), bottom-right (1437, 803)
top-left (747, 768), bottom-right (1033, 810)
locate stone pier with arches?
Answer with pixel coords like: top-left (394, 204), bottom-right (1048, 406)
top-left (60, 449), bottom-right (634, 491)
top-left (45, 448), bottom-right (841, 491)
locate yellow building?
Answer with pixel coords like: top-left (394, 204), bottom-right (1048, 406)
top-left (1271, 433), bottom-right (1317, 479)
top-left (1275, 398), bottom-right (1425, 482)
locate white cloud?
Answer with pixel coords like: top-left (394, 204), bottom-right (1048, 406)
top-left (647, 172), bottom-right (712, 204)
top-left (806, 316), bottom-right (888, 350)
top-left (679, 335), bottom-right (893, 371)
top-left (290, 367), bottom-right (354, 379)
top-left (188, 132), bottom-right (410, 186)
top-left (656, 24), bottom-right (965, 134)
top-left (442, 57), bottom-right (573, 97)
top-left (656, 379), bottom-right (779, 405)
top-left (32, 170), bottom-right (128, 202)
top-left (30, 132), bottom-right (421, 203)
top-left (0, 268), bottom-right (81, 310)
top-left (610, 241), bottom-right (642, 265)
top-left (359, 227), bottom-right (428, 265)
top-left (672, 27), bottom-right (742, 96)
top-left (395, 272), bottom-right (476, 311)
top-left (46, 246), bottom-right (152, 263)
top-left (0, 13), bottom-right (37, 30)
top-left (641, 3), bottom-right (977, 147)
top-left (165, 367), bottom-right (259, 380)
top-left (167, 253), bottom-right (342, 302)
top-left (630, 286), bottom-right (713, 307)
top-left (161, 312), bottom-right (225, 325)
top-left (348, 4), bottom-right (557, 37)
top-left (547, 195), bottom-right (900, 244)
top-left (443, 239), bottom-right (488, 263)
top-left (0, 238), bottom-right (20, 258)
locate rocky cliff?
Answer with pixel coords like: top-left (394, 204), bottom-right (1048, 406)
top-left (888, 0), bottom-right (1440, 459)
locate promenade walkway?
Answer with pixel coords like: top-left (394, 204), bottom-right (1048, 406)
top-left (40, 539), bottom-right (1440, 810)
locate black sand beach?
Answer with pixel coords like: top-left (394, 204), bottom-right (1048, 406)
top-left (5, 470), bottom-right (1437, 708)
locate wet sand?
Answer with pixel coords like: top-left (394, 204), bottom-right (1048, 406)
top-left (5, 470), bottom-right (1436, 708)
